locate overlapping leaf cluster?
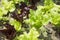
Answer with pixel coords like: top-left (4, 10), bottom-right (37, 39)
top-left (0, 0), bottom-right (60, 40)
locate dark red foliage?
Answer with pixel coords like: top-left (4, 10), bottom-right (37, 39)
top-left (11, 2), bottom-right (30, 23)
top-left (0, 23), bottom-right (16, 40)
top-left (20, 7), bottom-right (30, 18)
top-left (15, 2), bottom-right (27, 9)
top-left (12, 2), bottom-right (37, 23)
top-left (29, 0), bottom-right (40, 5)
top-left (0, 1), bottom-right (38, 40)
top-left (11, 2), bottom-right (37, 28)
top-left (11, 11), bottom-right (23, 23)
top-left (19, 2), bottom-right (27, 9)
top-left (28, 5), bottom-right (37, 10)
top-left (11, 8), bottom-right (30, 24)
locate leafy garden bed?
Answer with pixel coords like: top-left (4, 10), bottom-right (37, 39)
top-left (0, 0), bottom-right (60, 40)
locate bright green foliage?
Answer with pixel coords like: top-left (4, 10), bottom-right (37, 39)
top-left (28, 27), bottom-right (39, 40)
top-left (25, 0), bottom-right (60, 29)
top-left (9, 18), bottom-right (21, 31)
top-left (40, 26), bottom-right (47, 37)
top-left (0, 0), bottom-right (60, 40)
top-left (13, 0), bottom-right (60, 39)
top-left (14, 27), bottom-right (39, 40)
top-left (0, 0), bottom-right (24, 31)
top-left (25, 6), bottom-right (51, 28)
top-left (44, 0), bottom-right (54, 6)
top-left (12, 0), bottom-right (24, 3)
top-left (0, 8), bottom-right (8, 16)
top-left (25, 9), bottom-right (42, 28)
top-left (0, 0), bottom-right (24, 17)
top-left (44, 0), bottom-right (54, 13)
top-left (1, 0), bottom-right (15, 12)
